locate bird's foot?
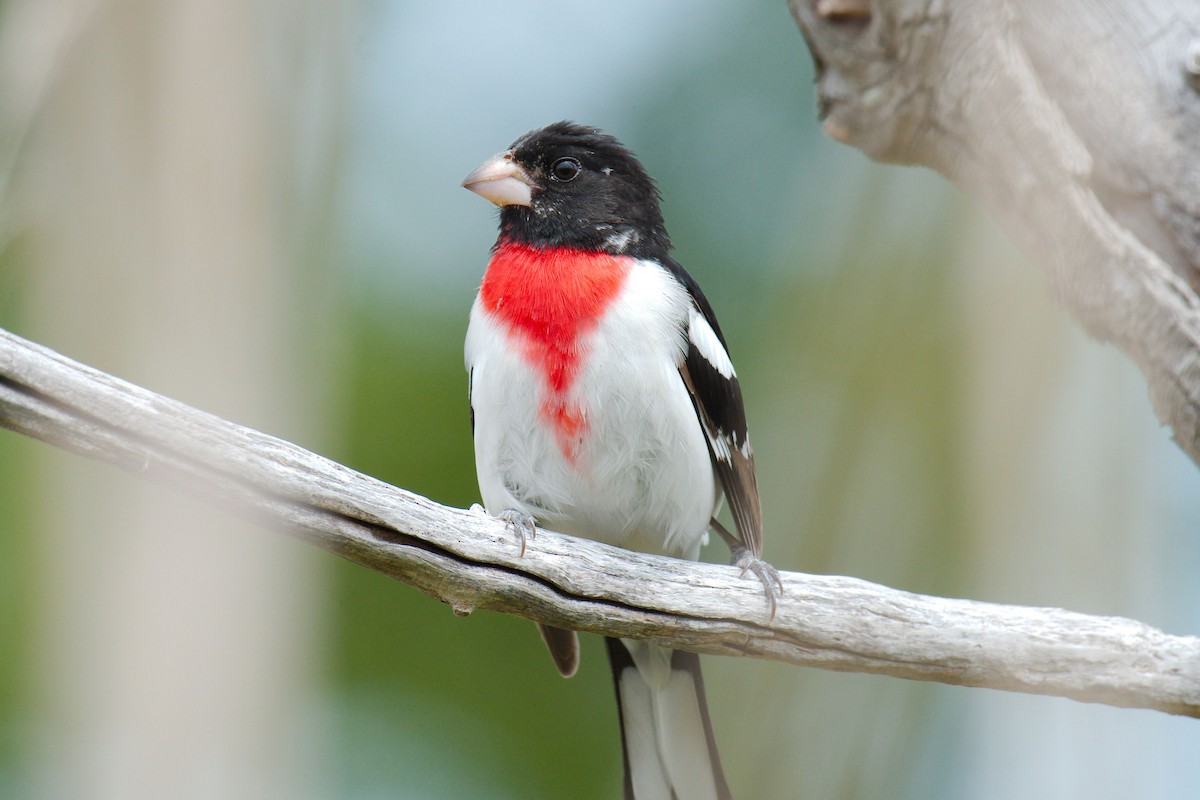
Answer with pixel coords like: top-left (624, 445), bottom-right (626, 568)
top-left (730, 545), bottom-right (784, 620)
top-left (498, 508), bottom-right (537, 557)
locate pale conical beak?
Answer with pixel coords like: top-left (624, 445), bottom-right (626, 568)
top-left (462, 152), bottom-right (534, 207)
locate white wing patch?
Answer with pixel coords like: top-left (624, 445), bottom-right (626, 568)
top-left (707, 432), bottom-right (732, 463)
top-left (688, 309), bottom-right (735, 380)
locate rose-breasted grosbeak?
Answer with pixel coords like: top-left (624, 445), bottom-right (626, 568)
top-left (463, 122), bottom-right (776, 800)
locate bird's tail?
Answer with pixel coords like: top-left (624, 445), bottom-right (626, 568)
top-left (605, 637), bottom-right (732, 800)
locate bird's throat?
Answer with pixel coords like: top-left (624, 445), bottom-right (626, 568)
top-left (480, 241), bottom-right (632, 463)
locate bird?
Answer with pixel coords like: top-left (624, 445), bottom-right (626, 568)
top-left (462, 121), bottom-right (777, 800)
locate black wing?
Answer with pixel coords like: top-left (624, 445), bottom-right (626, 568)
top-left (665, 258), bottom-right (763, 558)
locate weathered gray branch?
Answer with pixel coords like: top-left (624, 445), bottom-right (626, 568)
top-left (791, 0), bottom-right (1200, 464)
top-left (0, 326), bottom-right (1197, 716)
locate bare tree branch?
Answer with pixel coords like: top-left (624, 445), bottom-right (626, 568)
top-left (1, 326), bottom-right (1197, 717)
top-left (790, 0), bottom-right (1200, 465)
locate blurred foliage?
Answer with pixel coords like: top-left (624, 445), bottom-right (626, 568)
top-left (0, 233), bottom-right (34, 797)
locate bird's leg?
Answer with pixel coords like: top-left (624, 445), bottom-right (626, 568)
top-left (710, 518), bottom-right (783, 619)
top-left (498, 508), bottom-right (538, 557)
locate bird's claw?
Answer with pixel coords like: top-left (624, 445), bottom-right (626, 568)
top-left (731, 546), bottom-right (783, 620)
top-left (499, 508), bottom-right (537, 557)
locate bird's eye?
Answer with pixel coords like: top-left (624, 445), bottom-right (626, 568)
top-left (551, 157), bottom-right (582, 182)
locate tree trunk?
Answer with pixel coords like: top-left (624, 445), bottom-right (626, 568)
top-left (791, 0), bottom-right (1200, 465)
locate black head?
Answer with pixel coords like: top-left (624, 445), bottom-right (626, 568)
top-left (462, 121), bottom-right (671, 258)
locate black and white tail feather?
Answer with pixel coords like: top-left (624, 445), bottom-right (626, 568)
top-left (608, 638), bottom-right (732, 800)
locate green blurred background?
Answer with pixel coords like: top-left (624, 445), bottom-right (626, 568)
top-left (1, 1), bottom-right (1198, 798)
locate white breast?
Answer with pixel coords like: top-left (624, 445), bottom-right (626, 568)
top-left (466, 259), bottom-right (717, 560)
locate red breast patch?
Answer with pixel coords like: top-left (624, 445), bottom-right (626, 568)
top-left (480, 241), bottom-right (631, 462)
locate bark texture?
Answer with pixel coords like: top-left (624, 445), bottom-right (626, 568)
top-left (792, 0), bottom-right (1200, 463)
